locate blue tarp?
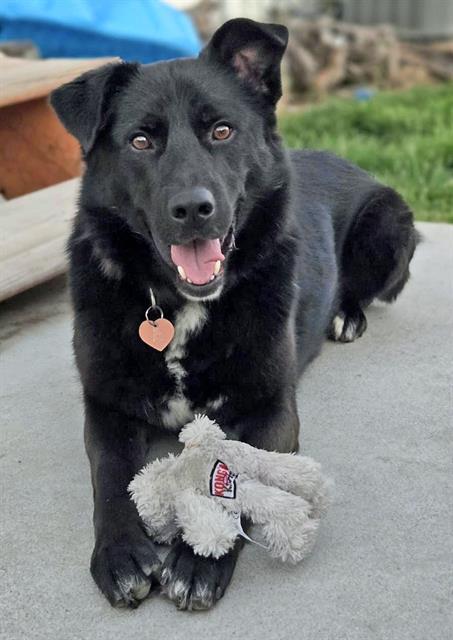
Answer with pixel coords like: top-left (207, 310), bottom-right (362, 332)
top-left (0, 0), bottom-right (201, 62)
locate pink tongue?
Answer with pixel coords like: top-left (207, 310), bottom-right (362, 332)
top-left (171, 238), bottom-right (225, 285)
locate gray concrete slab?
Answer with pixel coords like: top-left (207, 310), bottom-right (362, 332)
top-left (1, 222), bottom-right (452, 640)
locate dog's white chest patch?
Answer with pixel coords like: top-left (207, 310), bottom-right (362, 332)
top-left (160, 302), bottom-right (207, 429)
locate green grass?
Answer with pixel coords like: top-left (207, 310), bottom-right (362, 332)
top-left (279, 84), bottom-right (453, 222)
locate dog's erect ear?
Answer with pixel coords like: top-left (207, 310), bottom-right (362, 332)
top-left (201, 18), bottom-right (288, 104)
top-left (50, 62), bottom-right (138, 154)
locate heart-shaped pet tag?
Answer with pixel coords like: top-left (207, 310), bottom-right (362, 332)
top-left (139, 318), bottom-right (175, 351)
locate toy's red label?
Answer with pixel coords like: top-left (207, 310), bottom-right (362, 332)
top-left (210, 460), bottom-right (237, 499)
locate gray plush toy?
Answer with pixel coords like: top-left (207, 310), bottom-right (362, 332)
top-left (129, 415), bottom-right (330, 563)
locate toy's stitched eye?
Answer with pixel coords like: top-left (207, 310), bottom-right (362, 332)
top-left (212, 124), bottom-right (232, 141)
top-left (131, 134), bottom-right (152, 150)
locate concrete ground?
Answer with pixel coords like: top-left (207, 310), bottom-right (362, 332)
top-left (1, 222), bottom-right (452, 640)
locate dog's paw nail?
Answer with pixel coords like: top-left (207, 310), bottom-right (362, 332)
top-left (160, 567), bottom-right (171, 585)
top-left (144, 561), bottom-right (162, 579)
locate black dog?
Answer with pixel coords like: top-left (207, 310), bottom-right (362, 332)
top-left (51, 18), bottom-right (418, 609)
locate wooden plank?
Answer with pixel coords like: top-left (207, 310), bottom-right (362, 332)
top-left (0, 178), bottom-right (79, 301)
top-left (0, 97), bottom-right (82, 198)
top-left (0, 55), bottom-right (117, 198)
top-left (0, 177), bottom-right (79, 223)
top-left (0, 56), bottom-right (117, 108)
top-left (0, 235), bottom-right (69, 302)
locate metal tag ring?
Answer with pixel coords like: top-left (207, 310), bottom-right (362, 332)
top-left (145, 305), bottom-right (164, 324)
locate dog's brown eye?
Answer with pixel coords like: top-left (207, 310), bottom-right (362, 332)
top-left (131, 134), bottom-right (151, 150)
top-left (212, 124), bottom-right (232, 141)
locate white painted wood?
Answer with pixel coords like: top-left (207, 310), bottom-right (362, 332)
top-left (0, 178), bottom-right (79, 301)
top-left (0, 56), bottom-right (117, 108)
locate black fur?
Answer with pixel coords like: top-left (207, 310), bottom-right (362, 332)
top-left (50, 18), bottom-right (418, 609)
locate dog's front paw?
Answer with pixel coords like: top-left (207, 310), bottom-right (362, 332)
top-left (160, 540), bottom-right (238, 610)
top-left (91, 526), bottom-right (161, 608)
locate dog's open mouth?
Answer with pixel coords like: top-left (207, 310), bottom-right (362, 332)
top-left (171, 238), bottom-right (225, 286)
top-left (170, 228), bottom-right (234, 299)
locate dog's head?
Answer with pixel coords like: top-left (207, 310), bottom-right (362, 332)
top-left (51, 18), bottom-right (289, 301)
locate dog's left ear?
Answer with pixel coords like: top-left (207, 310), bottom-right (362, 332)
top-left (201, 18), bottom-right (288, 104)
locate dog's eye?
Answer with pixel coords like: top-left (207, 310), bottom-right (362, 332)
top-left (212, 124), bottom-right (232, 141)
top-left (131, 134), bottom-right (152, 150)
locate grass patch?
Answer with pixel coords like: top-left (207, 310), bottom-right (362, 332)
top-left (279, 84), bottom-right (453, 222)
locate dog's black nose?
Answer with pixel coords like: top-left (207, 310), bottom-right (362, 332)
top-left (169, 187), bottom-right (215, 222)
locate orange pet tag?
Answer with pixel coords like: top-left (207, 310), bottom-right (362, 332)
top-left (139, 290), bottom-right (175, 351)
top-left (139, 318), bottom-right (174, 352)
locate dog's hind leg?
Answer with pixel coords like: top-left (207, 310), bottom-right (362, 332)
top-left (330, 186), bottom-right (419, 343)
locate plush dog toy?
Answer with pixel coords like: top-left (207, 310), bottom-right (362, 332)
top-left (129, 415), bottom-right (330, 563)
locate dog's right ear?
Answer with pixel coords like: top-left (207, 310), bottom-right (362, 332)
top-left (50, 62), bottom-right (138, 155)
